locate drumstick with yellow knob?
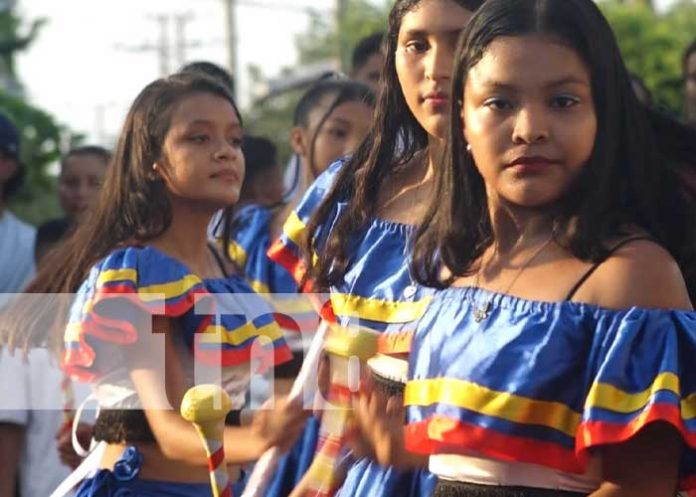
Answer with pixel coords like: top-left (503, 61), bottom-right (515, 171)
top-left (181, 384), bottom-right (233, 497)
top-left (303, 325), bottom-right (379, 497)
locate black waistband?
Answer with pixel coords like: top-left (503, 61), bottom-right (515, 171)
top-left (432, 480), bottom-right (587, 497)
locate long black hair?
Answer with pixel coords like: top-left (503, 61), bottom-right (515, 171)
top-left (2, 73), bottom-right (243, 351)
top-left (410, 0), bottom-right (696, 299)
top-left (303, 0), bottom-right (484, 291)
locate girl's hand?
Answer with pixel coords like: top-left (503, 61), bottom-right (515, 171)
top-left (252, 395), bottom-right (310, 453)
top-left (350, 375), bottom-right (425, 469)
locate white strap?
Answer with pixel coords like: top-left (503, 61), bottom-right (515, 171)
top-left (72, 392), bottom-right (100, 457)
top-left (241, 321), bottom-right (330, 497)
top-left (49, 441), bottom-right (106, 497)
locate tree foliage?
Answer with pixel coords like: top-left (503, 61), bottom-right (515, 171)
top-left (0, 8), bottom-right (63, 224)
top-left (245, 0), bottom-right (389, 167)
top-left (599, 0), bottom-right (696, 113)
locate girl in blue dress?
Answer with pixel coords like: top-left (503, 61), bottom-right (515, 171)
top-left (268, 2), bottom-right (484, 496)
top-left (404, 0), bottom-right (696, 496)
top-left (5, 73), bottom-right (308, 496)
top-left (227, 79), bottom-right (376, 497)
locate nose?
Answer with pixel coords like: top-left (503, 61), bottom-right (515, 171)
top-left (213, 139), bottom-right (237, 162)
top-left (512, 106), bottom-right (549, 144)
top-left (424, 42), bottom-right (453, 83)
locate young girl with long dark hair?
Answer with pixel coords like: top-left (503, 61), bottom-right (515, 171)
top-left (268, 2), bottom-right (483, 496)
top-left (405, 1), bottom-right (696, 496)
top-left (3, 73), bottom-right (307, 496)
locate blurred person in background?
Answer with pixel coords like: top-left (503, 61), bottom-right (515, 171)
top-left (350, 32), bottom-right (385, 94)
top-left (180, 60), bottom-right (236, 96)
top-left (35, 146), bottom-right (111, 262)
top-left (238, 135), bottom-right (284, 207)
top-left (0, 112), bottom-right (35, 295)
top-left (0, 113), bottom-right (86, 497)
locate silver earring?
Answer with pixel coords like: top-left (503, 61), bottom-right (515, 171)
top-left (466, 144), bottom-right (472, 153)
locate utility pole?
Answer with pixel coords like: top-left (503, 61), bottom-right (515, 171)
top-left (174, 13), bottom-right (194, 68)
top-left (222, 0), bottom-right (238, 99)
top-left (335, 0), bottom-right (348, 72)
top-left (153, 14), bottom-right (171, 77)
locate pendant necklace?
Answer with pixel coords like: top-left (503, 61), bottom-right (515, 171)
top-left (472, 234), bottom-right (554, 323)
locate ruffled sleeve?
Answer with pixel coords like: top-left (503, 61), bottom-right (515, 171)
top-left (63, 247), bottom-right (212, 381)
top-left (578, 308), bottom-right (696, 491)
top-left (62, 246), bottom-right (291, 382)
top-left (267, 159), bottom-right (345, 288)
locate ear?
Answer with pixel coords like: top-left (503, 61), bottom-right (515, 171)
top-left (290, 127), bottom-right (308, 158)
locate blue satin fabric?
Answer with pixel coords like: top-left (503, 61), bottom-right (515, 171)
top-left (231, 204), bottom-right (299, 294)
top-left (405, 286), bottom-right (696, 489)
top-left (73, 446), bottom-right (246, 497)
top-left (275, 160), bottom-right (436, 497)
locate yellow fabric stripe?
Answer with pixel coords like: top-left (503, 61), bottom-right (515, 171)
top-left (197, 322), bottom-right (284, 346)
top-left (283, 211), bottom-right (306, 248)
top-left (96, 268), bottom-right (202, 302)
top-left (227, 241), bottom-right (248, 268)
top-left (405, 378), bottom-right (581, 437)
top-left (330, 293), bottom-right (432, 324)
top-left (137, 275), bottom-right (202, 302)
top-left (65, 323), bottom-right (82, 342)
top-left (587, 371), bottom-right (696, 419)
top-left (248, 279), bottom-right (270, 294)
top-left (96, 268), bottom-right (137, 288)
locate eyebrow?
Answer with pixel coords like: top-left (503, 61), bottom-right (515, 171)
top-left (480, 75), bottom-right (590, 90)
top-left (186, 119), bottom-right (241, 128)
top-left (325, 117), bottom-right (352, 126)
top-left (400, 28), bottom-right (463, 39)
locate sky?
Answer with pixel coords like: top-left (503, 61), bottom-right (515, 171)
top-left (15, 0), bottom-right (678, 147)
top-left (16, 0), bottom-right (338, 145)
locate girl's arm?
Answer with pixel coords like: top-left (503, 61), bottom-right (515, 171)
top-left (589, 422), bottom-right (681, 497)
top-left (127, 315), bottom-right (306, 466)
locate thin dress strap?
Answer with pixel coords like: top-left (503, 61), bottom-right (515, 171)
top-left (208, 243), bottom-right (230, 278)
top-left (564, 235), bottom-right (655, 301)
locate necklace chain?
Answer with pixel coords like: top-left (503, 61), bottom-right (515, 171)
top-left (472, 234), bottom-right (554, 323)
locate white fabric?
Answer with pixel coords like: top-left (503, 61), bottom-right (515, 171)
top-left (49, 442), bottom-right (106, 497)
top-left (0, 210), bottom-right (36, 294)
top-left (430, 453), bottom-right (601, 494)
top-left (0, 348), bottom-right (92, 497)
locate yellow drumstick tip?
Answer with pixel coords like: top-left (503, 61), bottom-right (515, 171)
top-left (324, 324), bottom-right (379, 360)
top-left (180, 384), bottom-right (232, 423)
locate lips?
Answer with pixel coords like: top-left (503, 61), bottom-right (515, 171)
top-left (211, 170), bottom-right (240, 183)
top-left (423, 90), bottom-right (449, 106)
top-left (505, 155), bottom-right (559, 175)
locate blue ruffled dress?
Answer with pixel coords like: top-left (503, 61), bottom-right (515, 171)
top-left (269, 160), bottom-right (437, 497)
top-left (63, 246), bottom-right (292, 496)
top-left (405, 286), bottom-right (696, 493)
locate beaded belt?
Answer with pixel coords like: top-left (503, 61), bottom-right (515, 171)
top-left (432, 479), bottom-right (587, 497)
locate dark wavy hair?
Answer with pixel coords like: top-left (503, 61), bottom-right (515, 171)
top-left (410, 0), bottom-right (696, 299)
top-left (303, 0), bottom-right (484, 291)
top-left (3, 73), bottom-right (243, 351)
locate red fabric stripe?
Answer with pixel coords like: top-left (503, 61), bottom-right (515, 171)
top-left (267, 241), bottom-right (307, 286)
top-left (577, 403), bottom-right (696, 455)
top-left (221, 484), bottom-right (233, 497)
top-left (208, 446), bottom-right (225, 472)
top-left (405, 416), bottom-right (583, 473)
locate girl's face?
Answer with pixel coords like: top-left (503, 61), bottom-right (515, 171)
top-left (295, 97), bottom-right (374, 176)
top-left (156, 92), bottom-right (244, 209)
top-left (58, 154), bottom-right (107, 221)
top-left (462, 35), bottom-right (597, 209)
top-left (395, 0), bottom-right (474, 141)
